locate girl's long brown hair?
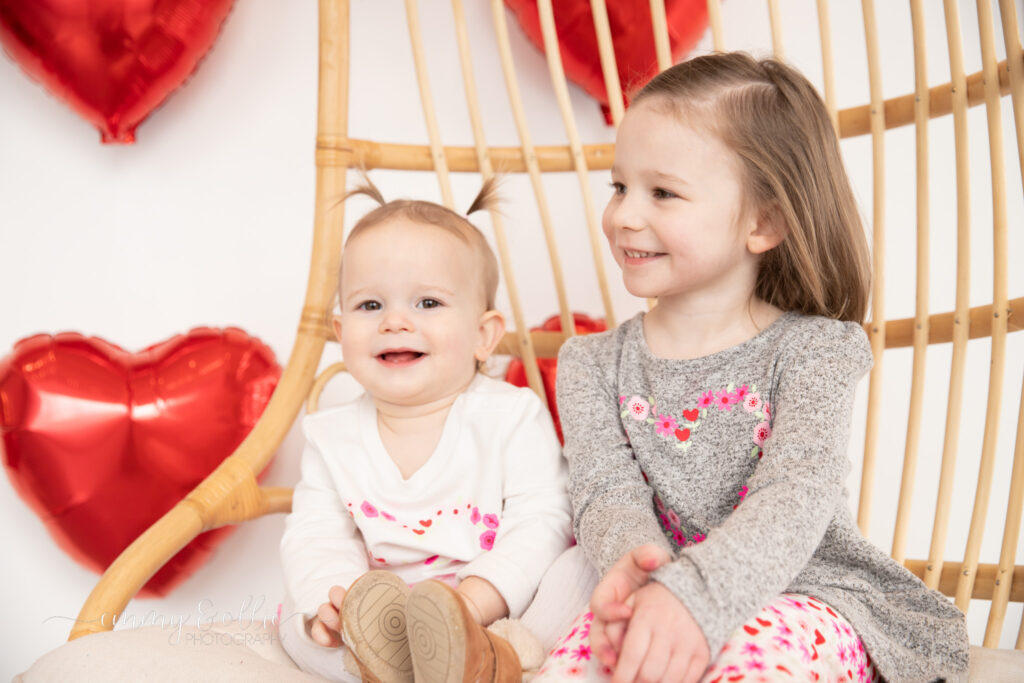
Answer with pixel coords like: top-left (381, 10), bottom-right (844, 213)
top-left (634, 52), bottom-right (871, 323)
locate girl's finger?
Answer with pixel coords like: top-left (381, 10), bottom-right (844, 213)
top-left (606, 619), bottom-right (627, 654)
top-left (635, 631), bottom-right (670, 683)
top-left (589, 618), bottom-right (615, 668)
top-left (681, 645), bottom-right (709, 683)
top-left (611, 621), bottom-right (651, 683)
top-left (592, 598), bottom-right (632, 622)
top-left (664, 649), bottom-right (691, 683)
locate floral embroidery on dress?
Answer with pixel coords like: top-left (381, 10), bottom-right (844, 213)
top-left (620, 382), bottom-right (774, 549)
top-left (619, 382), bottom-right (771, 457)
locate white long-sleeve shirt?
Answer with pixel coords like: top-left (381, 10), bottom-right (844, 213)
top-left (281, 374), bottom-right (572, 621)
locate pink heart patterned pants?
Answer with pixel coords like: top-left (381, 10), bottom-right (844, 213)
top-left (532, 593), bottom-right (880, 682)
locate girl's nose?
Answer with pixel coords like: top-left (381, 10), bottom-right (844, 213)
top-left (608, 195), bottom-right (644, 232)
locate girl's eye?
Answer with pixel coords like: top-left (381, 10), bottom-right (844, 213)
top-left (417, 298), bottom-right (442, 309)
top-left (653, 187), bottom-right (677, 200)
top-left (609, 181), bottom-right (626, 195)
top-left (357, 301), bottom-right (381, 311)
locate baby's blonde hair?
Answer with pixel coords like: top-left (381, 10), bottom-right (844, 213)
top-left (633, 52), bottom-right (871, 323)
top-left (338, 176), bottom-right (501, 310)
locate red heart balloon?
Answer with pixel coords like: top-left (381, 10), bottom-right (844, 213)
top-left (0, 328), bottom-right (279, 595)
top-left (505, 312), bottom-right (607, 443)
top-left (504, 0), bottom-right (709, 123)
top-left (0, 0), bottom-right (234, 143)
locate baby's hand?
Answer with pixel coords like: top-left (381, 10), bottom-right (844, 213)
top-left (589, 544), bottom-right (671, 667)
top-left (309, 585), bottom-right (346, 648)
top-left (612, 582), bottom-right (709, 683)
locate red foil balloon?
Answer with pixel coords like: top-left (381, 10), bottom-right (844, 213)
top-left (504, 0), bottom-right (709, 123)
top-left (0, 0), bottom-right (235, 143)
top-left (506, 313), bottom-right (606, 443)
top-left (0, 328), bottom-right (280, 596)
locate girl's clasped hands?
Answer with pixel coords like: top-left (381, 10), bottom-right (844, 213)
top-left (590, 545), bottom-right (709, 683)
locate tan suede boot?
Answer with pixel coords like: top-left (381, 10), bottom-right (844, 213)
top-left (405, 580), bottom-right (522, 683)
top-left (340, 570), bottom-right (414, 683)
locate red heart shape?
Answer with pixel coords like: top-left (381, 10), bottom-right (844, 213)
top-left (419, 519), bottom-right (432, 527)
top-left (682, 409), bottom-right (699, 422)
top-left (0, 328), bottom-right (279, 595)
top-left (505, 312), bottom-right (607, 443)
top-left (504, 0), bottom-right (709, 122)
top-left (815, 628), bottom-right (825, 645)
top-left (674, 428), bottom-right (690, 442)
top-left (0, 0), bottom-right (235, 143)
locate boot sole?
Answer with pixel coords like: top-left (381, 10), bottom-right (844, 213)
top-left (340, 571), bottom-right (413, 683)
top-left (406, 581), bottom-right (467, 683)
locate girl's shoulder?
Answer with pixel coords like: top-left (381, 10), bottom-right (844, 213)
top-left (558, 313), bottom-right (640, 366)
top-left (771, 312), bottom-right (874, 379)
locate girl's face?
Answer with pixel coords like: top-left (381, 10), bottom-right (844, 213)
top-left (335, 218), bottom-right (502, 410)
top-left (603, 101), bottom-right (763, 309)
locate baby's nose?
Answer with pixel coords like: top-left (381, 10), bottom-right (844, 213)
top-left (379, 310), bottom-right (413, 332)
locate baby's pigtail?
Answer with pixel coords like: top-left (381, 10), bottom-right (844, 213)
top-left (342, 169), bottom-right (388, 207)
top-left (466, 175), bottom-right (502, 216)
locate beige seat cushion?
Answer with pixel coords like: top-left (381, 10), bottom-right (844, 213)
top-left (16, 621), bottom-right (327, 683)
top-left (969, 645), bottom-right (1024, 683)
top-left (17, 628), bottom-right (1024, 682)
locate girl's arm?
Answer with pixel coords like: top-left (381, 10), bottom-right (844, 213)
top-left (280, 425), bottom-right (370, 624)
top-left (456, 391), bottom-right (573, 619)
top-left (651, 321), bottom-right (873, 657)
top-left (557, 333), bottom-right (673, 574)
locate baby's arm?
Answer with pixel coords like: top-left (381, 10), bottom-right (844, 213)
top-left (556, 336), bottom-right (672, 574)
top-left (456, 389), bottom-right (572, 620)
top-left (280, 428), bottom-right (370, 645)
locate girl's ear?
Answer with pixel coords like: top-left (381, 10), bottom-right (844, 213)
top-left (475, 310), bottom-right (507, 362)
top-left (747, 203), bottom-right (786, 255)
top-left (331, 315), bottom-right (343, 344)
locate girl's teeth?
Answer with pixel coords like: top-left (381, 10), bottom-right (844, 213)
top-left (625, 249), bottom-right (657, 258)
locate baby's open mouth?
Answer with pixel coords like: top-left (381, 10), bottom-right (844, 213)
top-left (378, 350), bottom-right (425, 363)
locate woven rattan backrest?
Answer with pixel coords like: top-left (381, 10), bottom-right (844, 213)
top-left (305, 0), bottom-right (1024, 648)
top-left (63, 0), bottom-right (1023, 650)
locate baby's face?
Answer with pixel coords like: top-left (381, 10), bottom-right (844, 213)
top-left (336, 217), bottom-right (492, 409)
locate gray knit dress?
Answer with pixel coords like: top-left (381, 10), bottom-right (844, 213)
top-left (557, 312), bottom-right (969, 683)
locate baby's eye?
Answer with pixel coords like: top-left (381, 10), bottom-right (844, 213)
top-left (652, 187), bottom-right (677, 200)
top-left (609, 181), bottom-right (626, 195)
top-left (357, 300), bottom-right (381, 311)
top-left (417, 298), bottom-right (442, 309)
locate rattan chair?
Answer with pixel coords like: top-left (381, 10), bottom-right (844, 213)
top-left (53, 0), bottom-right (1024, 676)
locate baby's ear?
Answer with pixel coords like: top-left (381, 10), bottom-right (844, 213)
top-left (330, 315), bottom-right (343, 344)
top-left (475, 310), bottom-right (507, 362)
top-left (747, 202), bottom-right (786, 255)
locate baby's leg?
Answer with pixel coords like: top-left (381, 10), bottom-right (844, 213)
top-left (520, 545), bottom-right (599, 651)
top-left (703, 593), bottom-right (881, 683)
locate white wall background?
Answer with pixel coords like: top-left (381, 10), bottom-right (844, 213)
top-left (1, 1), bottom-right (1022, 677)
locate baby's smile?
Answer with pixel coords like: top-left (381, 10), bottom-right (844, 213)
top-left (377, 349), bottom-right (426, 365)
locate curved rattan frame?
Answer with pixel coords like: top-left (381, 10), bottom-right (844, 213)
top-left (70, 0), bottom-right (1024, 650)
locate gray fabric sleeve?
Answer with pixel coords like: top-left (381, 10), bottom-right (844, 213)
top-left (557, 334), bottom-right (672, 575)
top-left (651, 322), bottom-right (873, 655)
